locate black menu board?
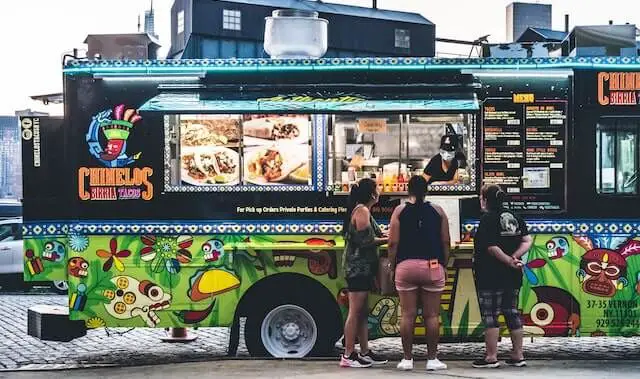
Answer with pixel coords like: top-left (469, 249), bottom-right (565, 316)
top-left (482, 98), bottom-right (567, 213)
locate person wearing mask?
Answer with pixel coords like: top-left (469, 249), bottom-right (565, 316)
top-left (423, 135), bottom-right (460, 185)
top-left (387, 175), bottom-right (450, 371)
top-left (339, 178), bottom-right (389, 368)
top-left (472, 184), bottom-right (533, 368)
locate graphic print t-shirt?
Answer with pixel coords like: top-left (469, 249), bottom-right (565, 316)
top-left (473, 209), bottom-right (529, 290)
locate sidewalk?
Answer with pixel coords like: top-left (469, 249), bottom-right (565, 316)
top-left (7, 359), bottom-right (640, 379)
top-left (2, 294), bottom-right (640, 371)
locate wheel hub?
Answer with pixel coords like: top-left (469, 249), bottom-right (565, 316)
top-left (281, 322), bottom-right (300, 341)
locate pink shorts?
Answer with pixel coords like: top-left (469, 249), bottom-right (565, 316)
top-left (395, 259), bottom-right (446, 292)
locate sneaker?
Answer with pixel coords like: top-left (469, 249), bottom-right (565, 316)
top-left (472, 359), bottom-right (500, 368)
top-left (397, 358), bottom-right (414, 371)
top-left (340, 352), bottom-right (372, 368)
top-left (360, 350), bottom-right (388, 365)
top-left (505, 358), bottom-right (527, 367)
top-left (426, 358), bottom-right (447, 371)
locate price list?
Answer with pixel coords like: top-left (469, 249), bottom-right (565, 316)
top-left (482, 98), bottom-right (567, 213)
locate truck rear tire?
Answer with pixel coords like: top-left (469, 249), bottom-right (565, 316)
top-left (244, 294), bottom-right (335, 358)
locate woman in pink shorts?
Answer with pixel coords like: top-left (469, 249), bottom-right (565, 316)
top-left (387, 175), bottom-right (450, 371)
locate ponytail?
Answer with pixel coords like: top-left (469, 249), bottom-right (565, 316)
top-left (408, 175), bottom-right (428, 204)
top-left (342, 178), bottom-right (377, 235)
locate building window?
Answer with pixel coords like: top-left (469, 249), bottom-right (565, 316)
top-left (395, 29), bottom-right (410, 49)
top-left (223, 9), bottom-right (241, 31)
top-left (596, 118), bottom-right (639, 195)
top-left (177, 10), bottom-right (185, 34)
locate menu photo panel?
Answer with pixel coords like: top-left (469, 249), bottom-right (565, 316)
top-left (482, 98), bottom-right (567, 213)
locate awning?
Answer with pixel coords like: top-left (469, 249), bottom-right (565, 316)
top-left (138, 91), bottom-right (479, 113)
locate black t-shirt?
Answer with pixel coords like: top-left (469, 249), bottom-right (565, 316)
top-left (473, 209), bottom-right (529, 290)
top-left (423, 154), bottom-right (458, 184)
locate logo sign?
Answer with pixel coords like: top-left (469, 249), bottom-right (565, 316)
top-left (598, 72), bottom-right (640, 106)
top-left (78, 104), bottom-right (153, 201)
top-left (513, 93), bottom-right (535, 103)
top-left (21, 117), bottom-right (41, 167)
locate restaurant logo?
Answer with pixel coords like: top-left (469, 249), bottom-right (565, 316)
top-left (79, 104), bottom-right (153, 201)
top-left (597, 72), bottom-right (640, 106)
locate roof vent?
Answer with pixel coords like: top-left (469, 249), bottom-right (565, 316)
top-left (264, 9), bottom-right (328, 59)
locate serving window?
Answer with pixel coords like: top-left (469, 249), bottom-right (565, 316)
top-left (596, 118), bottom-right (639, 196)
top-left (164, 114), bottom-right (315, 191)
top-left (328, 113), bottom-right (477, 194)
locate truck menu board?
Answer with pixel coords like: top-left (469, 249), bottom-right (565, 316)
top-left (482, 98), bottom-right (567, 213)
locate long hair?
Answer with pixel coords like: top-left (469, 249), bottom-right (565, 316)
top-left (481, 183), bottom-right (505, 212)
top-left (343, 178), bottom-right (377, 234)
top-left (408, 175), bottom-right (427, 204)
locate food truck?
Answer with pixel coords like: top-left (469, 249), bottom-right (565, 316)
top-left (20, 56), bottom-right (640, 358)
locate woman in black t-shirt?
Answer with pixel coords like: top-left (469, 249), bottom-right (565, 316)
top-left (472, 184), bottom-right (533, 369)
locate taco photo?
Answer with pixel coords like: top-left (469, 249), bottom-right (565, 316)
top-left (244, 144), bottom-right (308, 185)
top-left (181, 146), bottom-right (240, 185)
top-left (180, 115), bottom-right (240, 147)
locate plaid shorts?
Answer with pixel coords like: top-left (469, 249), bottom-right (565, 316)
top-left (478, 289), bottom-right (522, 330)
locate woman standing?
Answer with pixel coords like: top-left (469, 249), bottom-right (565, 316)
top-left (472, 184), bottom-right (533, 368)
top-left (387, 175), bottom-right (450, 371)
top-left (339, 178), bottom-right (389, 368)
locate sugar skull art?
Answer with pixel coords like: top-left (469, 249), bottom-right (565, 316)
top-left (201, 239), bottom-right (225, 264)
top-left (546, 237), bottom-right (569, 260)
top-left (42, 241), bottom-right (66, 262)
top-left (68, 257), bottom-right (89, 278)
top-left (103, 276), bottom-right (171, 327)
top-left (577, 238), bottom-right (640, 298)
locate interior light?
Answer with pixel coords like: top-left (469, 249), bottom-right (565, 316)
top-left (93, 72), bottom-right (205, 81)
top-left (463, 69), bottom-right (573, 77)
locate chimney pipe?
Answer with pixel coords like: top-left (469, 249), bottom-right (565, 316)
top-left (373, 0), bottom-right (377, 9)
top-left (564, 14), bottom-right (569, 32)
top-left (609, 20), bottom-right (613, 25)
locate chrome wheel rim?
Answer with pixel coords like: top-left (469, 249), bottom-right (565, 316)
top-left (260, 304), bottom-right (317, 358)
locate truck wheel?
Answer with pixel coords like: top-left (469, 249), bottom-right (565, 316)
top-left (50, 280), bottom-right (68, 294)
top-left (245, 298), bottom-right (332, 358)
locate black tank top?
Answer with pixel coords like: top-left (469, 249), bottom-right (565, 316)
top-left (396, 201), bottom-right (444, 264)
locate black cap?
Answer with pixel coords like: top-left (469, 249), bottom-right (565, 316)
top-left (440, 135), bottom-right (458, 152)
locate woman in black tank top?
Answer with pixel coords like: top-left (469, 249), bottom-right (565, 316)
top-left (387, 175), bottom-right (451, 371)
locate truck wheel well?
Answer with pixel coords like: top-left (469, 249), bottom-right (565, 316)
top-left (236, 273), bottom-right (343, 341)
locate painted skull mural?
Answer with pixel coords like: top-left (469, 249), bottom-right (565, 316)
top-left (68, 257), bottom-right (89, 278)
top-left (103, 276), bottom-right (171, 327)
top-left (577, 239), bottom-right (640, 297)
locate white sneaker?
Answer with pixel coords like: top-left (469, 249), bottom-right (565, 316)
top-left (426, 358), bottom-right (447, 371)
top-left (397, 358), bottom-right (414, 370)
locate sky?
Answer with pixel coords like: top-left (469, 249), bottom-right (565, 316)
top-left (0, 0), bottom-right (638, 115)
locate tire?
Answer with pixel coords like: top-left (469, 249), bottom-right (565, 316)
top-left (244, 295), bottom-right (335, 358)
top-left (50, 280), bottom-right (68, 294)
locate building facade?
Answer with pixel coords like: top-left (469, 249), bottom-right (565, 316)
top-left (168, 0), bottom-right (435, 59)
top-left (506, 2), bottom-right (552, 42)
top-left (0, 116), bottom-right (21, 200)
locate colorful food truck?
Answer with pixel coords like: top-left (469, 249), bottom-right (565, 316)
top-left (21, 56), bottom-right (640, 358)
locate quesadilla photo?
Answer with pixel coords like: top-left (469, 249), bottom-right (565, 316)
top-left (242, 116), bottom-right (309, 145)
top-left (180, 116), bottom-right (240, 147)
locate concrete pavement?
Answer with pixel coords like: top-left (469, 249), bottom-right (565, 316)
top-left (4, 360), bottom-right (640, 379)
top-left (2, 291), bottom-right (640, 371)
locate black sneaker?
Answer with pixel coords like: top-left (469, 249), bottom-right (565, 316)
top-left (359, 350), bottom-right (388, 365)
top-left (340, 352), bottom-right (372, 368)
top-left (472, 359), bottom-right (500, 368)
top-left (505, 358), bottom-right (527, 367)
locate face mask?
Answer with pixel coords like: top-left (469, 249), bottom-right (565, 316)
top-left (440, 150), bottom-right (455, 161)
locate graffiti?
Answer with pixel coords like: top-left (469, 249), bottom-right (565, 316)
top-left (103, 276), bottom-right (171, 327)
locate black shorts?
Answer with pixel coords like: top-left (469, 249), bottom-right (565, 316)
top-left (478, 289), bottom-right (522, 330)
top-left (346, 276), bottom-right (375, 292)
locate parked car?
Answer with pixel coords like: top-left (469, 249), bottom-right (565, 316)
top-left (0, 217), bottom-right (68, 294)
